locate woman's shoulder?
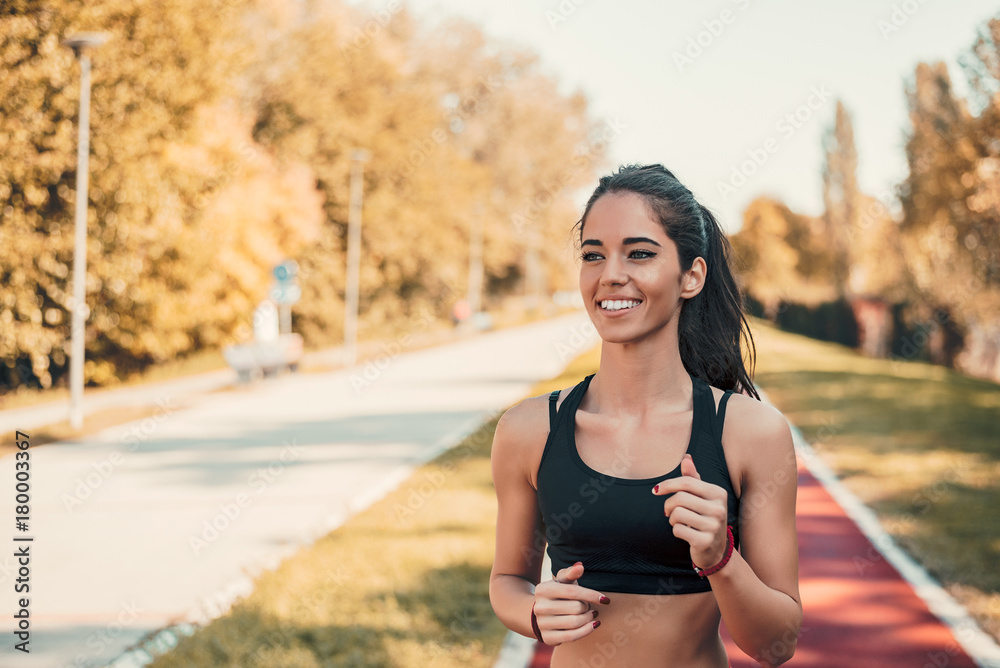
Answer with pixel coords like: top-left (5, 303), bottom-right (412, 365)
top-left (494, 393), bottom-right (548, 451)
top-left (492, 384), bottom-right (575, 477)
top-left (706, 383), bottom-right (796, 476)
top-left (703, 383), bottom-right (796, 499)
top-left (705, 383), bottom-right (790, 442)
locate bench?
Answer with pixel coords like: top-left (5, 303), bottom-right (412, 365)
top-left (223, 333), bottom-right (303, 383)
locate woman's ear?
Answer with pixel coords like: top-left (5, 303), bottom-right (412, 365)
top-left (680, 257), bottom-right (707, 299)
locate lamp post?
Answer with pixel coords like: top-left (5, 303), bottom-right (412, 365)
top-left (343, 149), bottom-right (370, 367)
top-left (63, 32), bottom-right (108, 430)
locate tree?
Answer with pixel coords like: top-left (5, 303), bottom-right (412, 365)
top-left (899, 59), bottom-right (999, 329)
top-left (0, 0), bottom-right (321, 387)
top-left (731, 196), bottom-right (837, 317)
top-left (820, 99), bottom-right (860, 297)
top-left (1, 0), bottom-right (606, 392)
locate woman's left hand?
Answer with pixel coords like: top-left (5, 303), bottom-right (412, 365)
top-left (651, 453), bottom-right (729, 569)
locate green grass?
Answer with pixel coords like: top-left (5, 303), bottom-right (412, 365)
top-left (146, 346), bottom-right (601, 668)
top-left (748, 318), bottom-right (1000, 640)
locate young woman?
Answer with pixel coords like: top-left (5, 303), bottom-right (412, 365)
top-left (489, 164), bottom-right (801, 667)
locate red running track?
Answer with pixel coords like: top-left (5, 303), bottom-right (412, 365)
top-left (529, 457), bottom-right (979, 667)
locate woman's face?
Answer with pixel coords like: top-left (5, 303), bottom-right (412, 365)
top-left (578, 193), bottom-right (705, 344)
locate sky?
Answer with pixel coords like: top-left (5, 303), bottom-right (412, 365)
top-left (371, 0), bottom-right (999, 233)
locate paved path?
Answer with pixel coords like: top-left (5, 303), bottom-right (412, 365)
top-left (0, 311), bottom-right (598, 667)
top-left (526, 431), bottom-right (1000, 668)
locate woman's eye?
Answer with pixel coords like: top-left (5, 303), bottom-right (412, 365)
top-left (580, 250), bottom-right (655, 262)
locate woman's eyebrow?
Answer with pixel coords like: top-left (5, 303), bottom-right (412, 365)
top-left (581, 236), bottom-right (662, 247)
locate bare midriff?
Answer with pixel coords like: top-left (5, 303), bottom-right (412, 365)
top-left (549, 590), bottom-right (730, 668)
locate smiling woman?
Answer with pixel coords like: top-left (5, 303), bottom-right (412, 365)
top-left (489, 164), bottom-right (802, 667)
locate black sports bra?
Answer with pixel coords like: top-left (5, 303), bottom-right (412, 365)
top-left (535, 372), bottom-right (740, 595)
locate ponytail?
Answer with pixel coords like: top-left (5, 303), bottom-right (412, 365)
top-left (679, 204), bottom-right (759, 399)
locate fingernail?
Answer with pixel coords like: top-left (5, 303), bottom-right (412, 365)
top-left (599, 595), bottom-right (610, 605)
top-left (592, 610), bottom-right (599, 618)
top-left (574, 561), bottom-right (583, 567)
top-left (652, 485), bottom-right (658, 493)
top-left (592, 620), bottom-right (601, 629)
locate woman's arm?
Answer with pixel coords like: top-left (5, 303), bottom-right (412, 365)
top-left (488, 398), bottom-right (607, 644)
top-left (654, 395), bottom-right (802, 667)
top-left (488, 400), bottom-right (546, 638)
top-left (706, 397), bottom-right (802, 667)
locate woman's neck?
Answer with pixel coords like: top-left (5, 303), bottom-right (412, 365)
top-left (588, 324), bottom-right (692, 417)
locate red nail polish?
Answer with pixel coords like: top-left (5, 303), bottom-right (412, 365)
top-left (599, 595), bottom-right (610, 605)
top-left (593, 620), bottom-right (601, 629)
top-left (592, 610), bottom-right (599, 618)
top-left (653, 484), bottom-right (659, 493)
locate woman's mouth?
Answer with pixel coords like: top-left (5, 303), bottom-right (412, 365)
top-left (599, 299), bottom-right (642, 313)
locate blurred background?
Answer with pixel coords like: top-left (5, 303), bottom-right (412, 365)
top-left (2, 2), bottom-right (1000, 666)
top-left (2, 0), bottom-right (1000, 395)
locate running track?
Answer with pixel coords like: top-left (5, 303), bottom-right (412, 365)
top-left (529, 455), bottom-right (982, 667)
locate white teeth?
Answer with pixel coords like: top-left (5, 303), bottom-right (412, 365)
top-left (600, 299), bottom-right (640, 311)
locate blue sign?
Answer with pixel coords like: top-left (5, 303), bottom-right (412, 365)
top-left (274, 260), bottom-right (299, 282)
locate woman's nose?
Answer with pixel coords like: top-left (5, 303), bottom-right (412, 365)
top-left (599, 254), bottom-right (628, 286)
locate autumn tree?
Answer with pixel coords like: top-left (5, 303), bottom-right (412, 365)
top-left (0, 0), bottom-right (323, 388)
top-left (1, 0), bottom-right (606, 393)
top-left (820, 99), bottom-right (860, 297)
top-left (731, 196), bottom-right (837, 316)
top-left (899, 59), bottom-right (1000, 342)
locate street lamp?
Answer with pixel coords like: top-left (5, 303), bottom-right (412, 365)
top-left (63, 32), bottom-right (109, 430)
top-left (343, 149), bottom-right (370, 367)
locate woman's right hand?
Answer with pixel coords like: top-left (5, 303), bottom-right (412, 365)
top-left (532, 561), bottom-right (609, 645)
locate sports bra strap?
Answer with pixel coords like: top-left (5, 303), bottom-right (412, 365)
top-left (548, 389), bottom-right (561, 429)
top-left (717, 390), bottom-right (734, 433)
